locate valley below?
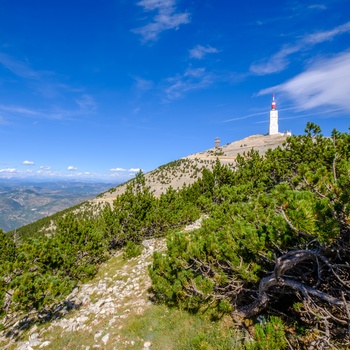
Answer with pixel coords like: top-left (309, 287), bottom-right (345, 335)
top-left (0, 180), bottom-right (117, 232)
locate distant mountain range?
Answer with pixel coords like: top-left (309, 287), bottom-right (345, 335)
top-left (0, 180), bottom-right (117, 232)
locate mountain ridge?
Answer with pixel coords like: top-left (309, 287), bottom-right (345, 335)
top-left (93, 133), bottom-right (287, 204)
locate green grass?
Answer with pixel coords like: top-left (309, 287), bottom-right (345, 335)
top-left (119, 304), bottom-right (244, 350)
top-left (31, 303), bottom-right (244, 350)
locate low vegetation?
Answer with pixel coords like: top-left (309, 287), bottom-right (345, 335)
top-left (150, 123), bottom-right (350, 347)
top-left (1, 122), bottom-right (350, 348)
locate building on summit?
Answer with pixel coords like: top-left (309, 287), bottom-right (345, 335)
top-left (268, 94), bottom-right (292, 136)
top-left (269, 94), bottom-right (279, 135)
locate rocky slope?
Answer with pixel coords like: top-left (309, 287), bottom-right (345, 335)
top-left (1, 219), bottom-right (205, 350)
top-left (93, 134), bottom-right (287, 203)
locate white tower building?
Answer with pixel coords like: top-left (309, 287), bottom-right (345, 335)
top-left (269, 94), bottom-right (279, 135)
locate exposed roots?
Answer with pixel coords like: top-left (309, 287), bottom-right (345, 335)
top-left (234, 247), bottom-right (350, 344)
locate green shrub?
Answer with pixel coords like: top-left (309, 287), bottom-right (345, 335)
top-left (123, 240), bottom-right (143, 259)
top-left (245, 316), bottom-right (287, 350)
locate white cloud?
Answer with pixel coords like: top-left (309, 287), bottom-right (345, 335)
top-left (67, 166), bottom-right (78, 171)
top-left (164, 67), bottom-right (214, 100)
top-left (0, 168), bottom-right (16, 173)
top-left (22, 160), bottom-right (35, 165)
top-left (189, 45), bottom-right (219, 59)
top-left (308, 4), bottom-right (327, 10)
top-left (110, 167), bottom-right (127, 172)
top-left (0, 167), bottom-right (137, 181)
top-left (40, 165), bottom-right (51, 170)
top-left (258, 51), bottom-right (350, 112)
top-left (250, 21), bottom-right (350, 75)
top-left (129, 168), bottom-right (142, 172)
top-left (133, 0), bottom-right (190, 42)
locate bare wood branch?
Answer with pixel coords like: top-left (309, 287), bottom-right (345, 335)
top-left (332, 154), bottom-right (338, 183)
top-left (236, 249), bottom-right (350, 319)
top-left (279, 207), bottom-right (314, 240)
top-left (342, 292), bottom-right (350, 337)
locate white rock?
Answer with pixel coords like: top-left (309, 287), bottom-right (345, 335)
top-left (29, 325), bottom-right (38, 334)
top-left (29, 339), bottom-right (42, 347)
top-left (77, 315), bottom-right (89, 324)
top-left (94, 330), bottom-right (103, 340)
top-left (29, 332), bottom-right (39, 340)
top-left (102, 333), bottom-right (109, 345)
top-left (39, 341), bottom-right (52, 348)
top-left (143, 341), bottom-right (152, 350)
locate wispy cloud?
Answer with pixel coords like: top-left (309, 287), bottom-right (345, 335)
top-left (307, 4), bottom-right (327, 10)
top-left (0, 53), bottom-right (97, 120)
top-left (250, 21), bottom-right (350, 75)
top-left (258, 51), bottom-right (350, 112)
top-left (0, 53), bottom-right (61, 99)
top-left (0, 53), bottom-right (40, 79)
top-left (0, 115), bottom-right (7, 125)
top-left (222, 106), bottom-right (299, 123)
top-left (0, 103), bottom-right (95, 121)
top-left (133, 0), bottom-right (190, 42)
top-left (75, 94), bottom-right (97, 111)
top-left (132, 76), bottom-right (154, 92)
top-left (303, 21), bottom-right (350, 45)
top-left (67, 166), bottom-right (78, 171)
top-left (255, 107), bottom-right (344, 124)
top-left (0, 105), bottom-right (42, 116)
top-left (164, 67), bottom-right (214, 100)
top-left (189, 45), bottom-right (219, 59)
top-left (223, 110), bottom-right (269, 123)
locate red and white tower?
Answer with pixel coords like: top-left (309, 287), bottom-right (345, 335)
top-left (269, 94), bottom-right (279, 135)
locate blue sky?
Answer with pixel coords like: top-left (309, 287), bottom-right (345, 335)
top-left (0, 0), bottom-right (349, 181)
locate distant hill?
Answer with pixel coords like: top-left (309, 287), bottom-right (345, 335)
top-left (0, 180), bottom-right (117, 231)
